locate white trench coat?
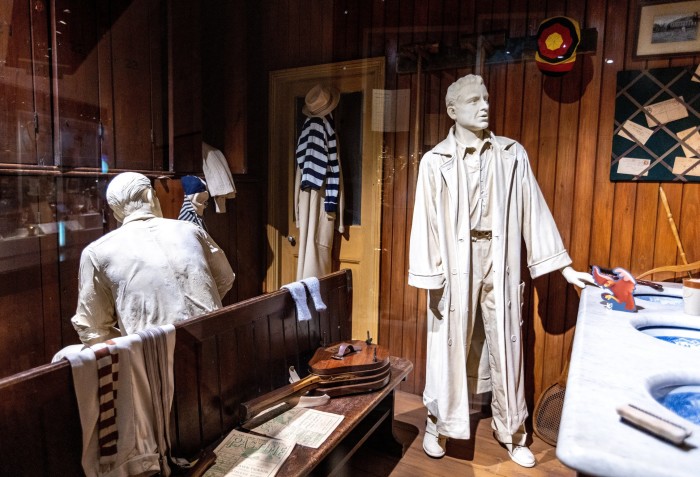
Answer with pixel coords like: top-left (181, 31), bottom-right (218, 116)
top-left (294, 165), bottom-right (345, 280)
top-left (408, 128), bottom-right (572, 439)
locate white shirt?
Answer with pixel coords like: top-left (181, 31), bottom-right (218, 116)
top-left (71, 213), bottom-right (234, 345)
top-left (456, 134), bottom-right (493, 231)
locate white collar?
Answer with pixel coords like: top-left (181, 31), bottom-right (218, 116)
top-left (122, 212), bottom-right (158, 225)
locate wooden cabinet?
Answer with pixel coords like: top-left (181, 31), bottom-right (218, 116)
top-left (52, 0), bottom-right (101, 168)
top-left (101, 0), bottom-right (167, 171)
top-left (0, 0), bottom-right (52, 165)
top-left (53, 0), bottom-right (167, 171)
top-left (1, 0), bottom-right (168, 171)
top-left (170, 0), bottom-right (202, 174)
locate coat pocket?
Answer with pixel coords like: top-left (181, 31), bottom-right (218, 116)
top-left (428, 288), bottom-right (446, 319)
top-left (315, 211), bottom-right (336, 248)
top-left (518, 281), bottom-right (525, 325)
top-left (508, 281), bottom-right (526, 326)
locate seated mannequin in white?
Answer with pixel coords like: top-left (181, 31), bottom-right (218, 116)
top-left (178, 175), bottom-right (209, 230)
top-left (71, 172), bottom-right (235, 345)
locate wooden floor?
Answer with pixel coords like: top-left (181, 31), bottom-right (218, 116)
top-left (343, 390), bottom-right (576, 477)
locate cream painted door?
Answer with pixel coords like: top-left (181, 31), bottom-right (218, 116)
top-left (266, 58), bottom-right (385, 341)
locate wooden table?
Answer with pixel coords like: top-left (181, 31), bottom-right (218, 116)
top-left (264, 356), bottom-right (413, 477)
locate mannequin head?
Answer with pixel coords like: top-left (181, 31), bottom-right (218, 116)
top-left (445, 74), bottom-right (490, 136)
top-left (181, 175), bottom-right (208, 217)
top-left (189, 190), bottom-right (210, 216)
top-left (106, 172), bottom-right (163, 223)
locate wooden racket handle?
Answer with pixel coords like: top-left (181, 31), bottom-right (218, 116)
top-left (240, 374), bottom-right (321, 422)
top-left (659, 185), bottom-right (691, 278)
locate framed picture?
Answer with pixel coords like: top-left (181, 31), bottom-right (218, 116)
top-left (635, 1), bottom-right (700, 59)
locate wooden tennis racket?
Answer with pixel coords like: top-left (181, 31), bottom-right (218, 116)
top-left (240, 340), bottom-right (391, 422)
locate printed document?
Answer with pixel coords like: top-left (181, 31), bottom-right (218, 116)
top-left (251, 407), bottom-right (344, 449)
top-left (676, 126), bottom-right (700, 157)
top-left (672, 156), bottom-right (700, 176)
top-left (644, 97), bottom-right (688, 127)
top-left (617, 120), bottom-right (654, 145)
top-left (617, 157), bottom-right (651, 176)
top-left (204, 430), bottom-right (294, 477)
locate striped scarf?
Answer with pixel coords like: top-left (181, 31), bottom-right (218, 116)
top-left (295, 114), bottom-right (340, 212)
top-left (94, 341), bottom-right (119, 465)
top-left (178, 198), bottom-right (206, 230)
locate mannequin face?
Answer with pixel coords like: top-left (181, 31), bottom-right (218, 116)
top-left (447, 83), bottom-right (489, 133)
top-left (191, 191), bottom-right (209, 216)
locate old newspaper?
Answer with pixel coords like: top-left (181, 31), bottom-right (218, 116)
top-left (203, 430), bottom-right (294, 477)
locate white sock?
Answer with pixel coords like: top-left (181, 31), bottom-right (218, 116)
top-left (301, 277), bottom-right (327, 311)
top-left (281, 282), bottom-right (312, 321)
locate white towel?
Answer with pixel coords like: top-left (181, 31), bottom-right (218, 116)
top-left (202, 142), bottom-right (236, 213)
top-left (281, 281), bottom-right (312, 321)
top-left (54, 325), bottom-right (176, 477)
top-left (136, 325), bottom-right (176, 477)
top-left (300, 277), bottom-right (327, 311)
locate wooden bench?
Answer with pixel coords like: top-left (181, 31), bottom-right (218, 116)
top-left (266, 356), bottom-right (412, 476)
top-left (0, 270), bottom-right (375, 475)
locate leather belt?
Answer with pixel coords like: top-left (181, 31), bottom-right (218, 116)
top-left (470, 230), bottom-right (492, 241)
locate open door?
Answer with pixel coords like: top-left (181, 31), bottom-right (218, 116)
top-left (266, 57), bottom-right (385, 341)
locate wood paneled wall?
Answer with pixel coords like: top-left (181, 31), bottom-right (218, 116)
top-left (232, 0), bottom-right (700, 407)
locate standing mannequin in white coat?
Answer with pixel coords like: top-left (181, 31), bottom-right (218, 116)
top-left (408, 75), bottom-right (593, 467)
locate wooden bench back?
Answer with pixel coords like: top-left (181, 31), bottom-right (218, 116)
top-left (0, 269), bottom-right (353, 474)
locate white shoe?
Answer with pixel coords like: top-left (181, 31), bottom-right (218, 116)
top-left (423, 416), bottom-right (447, 458)
top-left (422, 431), bottom-right (447, 458)
top-left (507, 445), bottom-right (536, 468)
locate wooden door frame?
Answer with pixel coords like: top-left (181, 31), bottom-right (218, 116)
top-left (266, 57), bottom-right (385, 335)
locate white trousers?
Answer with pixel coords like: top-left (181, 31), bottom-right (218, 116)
top-left (466, 236), bottom-right (527, 446)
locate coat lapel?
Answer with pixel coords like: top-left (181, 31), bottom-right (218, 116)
top-left (435, 129), bottom-right (459, 227)
top-left (491, 135), bottom-right (517, 236)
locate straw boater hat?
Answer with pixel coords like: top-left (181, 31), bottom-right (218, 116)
top-left (302, 84), bottom-right (340, 118)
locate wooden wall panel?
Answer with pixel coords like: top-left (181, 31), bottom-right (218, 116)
top-left (201, 0), bottom-right (248, 174)
top-left (377, 0), bottom-right (400, 390)
top-left (170, 1), bottom-right (202, 173)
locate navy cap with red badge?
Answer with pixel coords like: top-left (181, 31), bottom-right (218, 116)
top-left (536, 16), bottom-right (581, 76)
